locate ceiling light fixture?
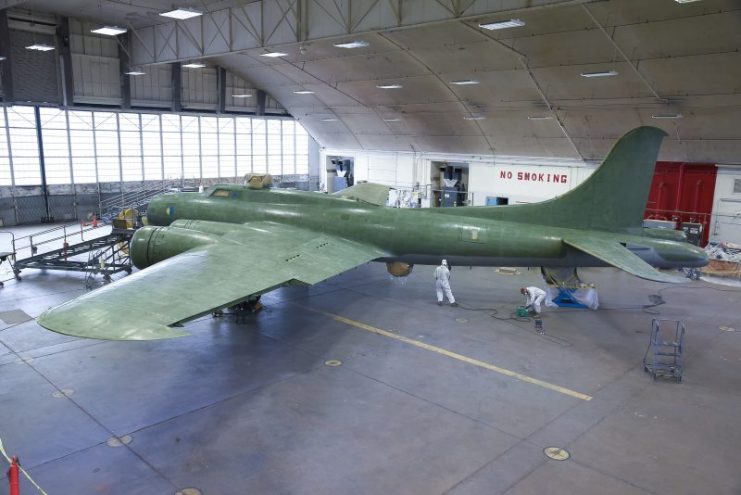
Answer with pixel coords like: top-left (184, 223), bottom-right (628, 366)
top-left (160, 7), bottom-right (202, 20)
top-left (450, 79), bottom-right (480, 86)
top-left (479, 19), bottom-right (525, 30)
top-left (260, 52), bottom-right (288, 58)
top-left (651, 113), bottom-right (684, 119)
top-left (91, 26), bottom-right (127, 36)
top-left (527, 116), bottom-right (553, 120)
top-left (26, 43), bottom-right (55, 51)
top-left (321, 117), bottom-right (338, 122)
top-left (182, 62), bottom-right (206, 68)
top-left (580, 70), bottom-right (618, 78)
top-left (376, 83), bottom-right (403, 89)
top-left (464, 115), bottom-right (486, 121)
top-left (674, 0), bottom-right (702, 3)
top-left (124, 70), bottom-right (146, 76)
top-left (293, 90), bottom-right (315, 94)
top-left (0, 56), bottom-right (6, 61)
top-left (231, 94), bottom-right (253, 98)
top-left (383, 118), bottom-right (401, 122)
top-left (334, 40), bottom-right (370, 49)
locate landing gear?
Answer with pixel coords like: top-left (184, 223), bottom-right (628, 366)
top-left (212, 295), bottom-right (262, 322)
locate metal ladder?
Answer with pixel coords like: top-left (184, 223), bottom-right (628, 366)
top-left (643, 319), bottom-right (685, 382)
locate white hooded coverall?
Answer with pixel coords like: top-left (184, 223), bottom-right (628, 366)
top-left (524, 286), bottom-right (547, 314)
top-left (435, 263), bottom-right (456, 304)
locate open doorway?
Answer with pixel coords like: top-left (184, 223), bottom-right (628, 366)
top-left (326, 156), bottom-right (354, 193)
top-left (431, 162), bottom-right (469, 207)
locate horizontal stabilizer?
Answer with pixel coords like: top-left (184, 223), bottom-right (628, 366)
top-left (564, 237), bottom-right (688, 284)
top-left (333, 183), bottom-right (390, 206)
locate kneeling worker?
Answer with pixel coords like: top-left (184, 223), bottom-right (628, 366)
top-left (435, 259), bottom-right (458, 307)
top-left (521, 286), bottom-right (546, 315)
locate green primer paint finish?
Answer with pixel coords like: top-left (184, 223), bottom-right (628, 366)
top-left (37, 126), bottom-right (708, 340)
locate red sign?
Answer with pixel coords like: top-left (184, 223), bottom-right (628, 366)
top-left (499, 170), bottom-right (568, 184)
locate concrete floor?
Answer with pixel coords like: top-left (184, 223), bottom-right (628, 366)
top-left (0, 257), bottom-right (740, 494)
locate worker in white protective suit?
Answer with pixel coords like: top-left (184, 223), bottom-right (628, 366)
top-left (435, 259), bottom-right (458, 307)
top-left (521, 286), bottom-right (547, 315)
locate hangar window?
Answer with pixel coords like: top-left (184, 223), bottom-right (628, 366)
top-left (6, 106), bottom-right (41, 186)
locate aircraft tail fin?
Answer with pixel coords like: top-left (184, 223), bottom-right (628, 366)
top-left (444, 126), bottom-right (668, 232)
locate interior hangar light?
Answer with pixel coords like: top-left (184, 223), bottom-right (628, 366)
top-left (479, 19), bottom-right (525, 30)
top-left (376, 83), bottom-right (403, 89)
top-left (260, 52), bottom-right (288, 58)
top-left (580, 70), bottom-right (618, 78)
top-left (651, 114), bottom-right (684, 119)
top-left (674, 0), bottom-right (702, 3)
top-left (293, 90), bottom-right (315, 94)
top-left (26, 44), bottom-right (55, 51)
top-left (464, 115), bottom-right (486, 121)
top-left (91, 26), bottom-right (127, 36)
top-left (232, 94), bottom-right (253, 98)
top-left (334, 40), bottom-right (370, 49)
top-left (182, 62), bottom-right (206, 68)
top-left (527, 116), bottom-right (553, 120)
top-left (160, 8), bottom-right (202, 20)
top-left (124, 70), bottom-right (146, 76)
top-left (450, 80), bottom-right (480, 86)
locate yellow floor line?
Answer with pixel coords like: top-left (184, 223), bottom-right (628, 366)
top-left (300, 305), bottom-right (592, 402)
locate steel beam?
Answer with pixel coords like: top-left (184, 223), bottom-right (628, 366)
top-left (130, 0), bottom-right (591, 65)
top-left (56, 17), bottom-right (74, 107)
top-left (0, 11), bottom-right (14, 102)
top-left (171, 62), bottom-right (182, 112)
top-left (118, 33), bottom-right (132, 109)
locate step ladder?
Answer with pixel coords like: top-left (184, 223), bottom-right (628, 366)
top-left (643, 319), bottom-right (685, 382)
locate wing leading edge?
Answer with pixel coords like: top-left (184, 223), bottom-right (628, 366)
top-left (37, 222), bottom-right (385, 340)
top-left (564, 237), bottom-right (688, 284)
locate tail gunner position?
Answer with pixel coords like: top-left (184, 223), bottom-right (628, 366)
top-left (38, 127), bottom-right (707, 340)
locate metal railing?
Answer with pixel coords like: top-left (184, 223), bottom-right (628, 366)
top-left (5, 223), bottom-right (108, 260)
top-left (99, 184), bottom-right (174, 220)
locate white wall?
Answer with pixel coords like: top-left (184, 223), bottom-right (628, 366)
top-left (321, 148), bottom-right (597, 206)
top-left (709, 165), bottom-right (741, 244)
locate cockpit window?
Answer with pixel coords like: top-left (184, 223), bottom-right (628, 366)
top-left (211, 189), bottom-right (230, 198)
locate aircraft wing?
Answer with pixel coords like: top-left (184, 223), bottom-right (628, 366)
top-left (37, 222), bottom-right (385, 340)
top-left (564, 237), bottom-right (687, 283)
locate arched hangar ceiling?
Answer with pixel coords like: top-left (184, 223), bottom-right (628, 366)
top-left (16, 0), bottom-right (741, 162)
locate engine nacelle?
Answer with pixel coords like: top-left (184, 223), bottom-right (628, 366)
top-left (386, 261), bottom-right (414, 277)
top-left (130, 226), bottom-right (218, 269)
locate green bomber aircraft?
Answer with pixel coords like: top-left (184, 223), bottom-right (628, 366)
top-left (38, 126), bottom-right (707, 340)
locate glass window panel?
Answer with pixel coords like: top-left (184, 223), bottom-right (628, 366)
top-left (41, 129), bottom-right (70, 157)
top-left (181, 116), bottom-right (198, 132)
top-left (161, 114), bottom-right (181, 132)
top-left (40, 108), bottom-right (67, 129)
top-left (44, 157), bottom-right (71, 185)
top-left (73, 157), bottom-right (97, 184)
top-left (219, 117), bottom-right (234, 133)
top-left (253, 154), bottom-right (267, 174)
top-left (200, 116), bottom-right (218, 132)
top-left (6, 106), bottom-right (36, 128)
top-left (0, 158), bottom-right (11, 186)
top-left (68, 110), bottom-right (93, 129)
top-left (200, 132), bottom-right (218, 157)
top-left (144, 156), bottom-right (162, 181)
top-left (202, 155), bottom-right (218, 179)
top-left (142, 132), bottom-right (161, 156)
top-left (164, 155), bottom-right (182, 180)
top-left (121, 156), bottom-right (143, 181)
top-left (182, 133), bottom-right (199, 156)
top-left (120, 131), bottom-right (141, 156)
top-left (94, 112), bottom-right (117, 130)
top-left (282, 120), bottom-right (296, 175)
top-left (161, 132), bottom-right (181, 156)
top-left (118, 113), bottom-right (141, 131)
top-left (94, 130), bottom-right (119, 156)
top-left (11, 157), bottom-right (42, 185)
top-left (69, 130), bottom-right (95, 157)
top-left (9, 128), bottom-right (39, 157)
top-left (183, 155), bottom-right (200, 180)
top-left (267, 120), bottom-right (282, 175)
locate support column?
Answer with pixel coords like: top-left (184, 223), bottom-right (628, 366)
top-left (255, 89), bottom-right (266, 116)
top-left (171, 62), bottom-right (182, 112)
top-left (34, 106), bottom-right (52, 222)
top-left (216, 66), bottom-right (226, 114)
top-left (57, 17), bottom-right (74, 107)
top-left (118, 33), bottom-right (131, 109)
top-left (0, 11), bottom-right (14, 103)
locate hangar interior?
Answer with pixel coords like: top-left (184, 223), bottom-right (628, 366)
top-left (0, 1), bottom-right (740, 494)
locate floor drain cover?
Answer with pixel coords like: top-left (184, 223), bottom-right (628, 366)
top-left (175, 489), bottom-right (201, 495)
top-left (543, 447), bottom-right (570, 461)
top-left (106, 435), bottom-right (132, 447)
top-left (52, 388), bottom-right (74, 398)
top-left (324, 359), bottom-right (342, 367)
top-left (719, 326), bottom-right (735, 332)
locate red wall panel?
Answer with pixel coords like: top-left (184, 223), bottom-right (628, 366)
top-left (644, 162), bottom-right (717, 246)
